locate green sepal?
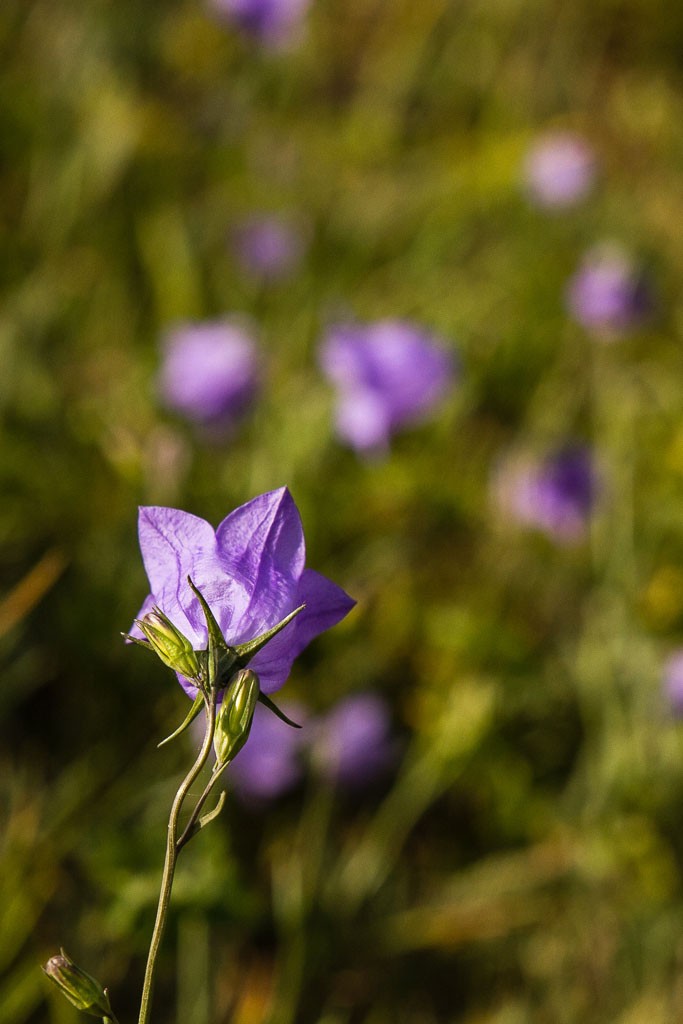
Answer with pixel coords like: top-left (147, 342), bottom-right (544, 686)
top-left (233, 604), bottom-right (305, 665)
top-left (258, 692), bottom-right (302, 728)
top-left (157, 691), bottom-right (204, 748)
top-left (121, 632), bottom-right (151, 650)
top-left (187, 576), bottom-right (230, 690)
top-left (187, 576), bottom-right (228, 652)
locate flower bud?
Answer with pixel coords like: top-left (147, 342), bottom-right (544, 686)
top-left (214, 668), bottom-right (260, 766)
top-left (135, 607), bottom-right (201, 680)
top-left (42, 949), bottom-right (113, 1018)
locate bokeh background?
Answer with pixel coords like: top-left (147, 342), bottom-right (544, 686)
top-left (3, 0), bottom-right (683, 1021)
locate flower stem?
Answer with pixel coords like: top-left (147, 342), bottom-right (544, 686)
top-left (176, 764), bottom-right (224, 852)
top-left (137, 692), bottom-right (217, 1024)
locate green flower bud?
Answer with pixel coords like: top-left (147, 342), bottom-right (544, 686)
top-left (214, 668), bottom-right (260, 767)
top-left (135, 607), bottom-right (201, 680)
top-left (42, 949), bottom-right (113, 1018)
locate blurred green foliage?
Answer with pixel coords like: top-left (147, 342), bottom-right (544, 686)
top-left (2, 0), bottom-right (683, 1022)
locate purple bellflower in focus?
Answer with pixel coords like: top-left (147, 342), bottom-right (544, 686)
top-left (158, 320), bottom-right (260, 432)
top-left (229, 700), bottom-right (308, 801)
top-left (207, 0), bottom-right (310, 45)
top-left (232, 215), bottom-right (305, 282)
top-left (567, 244), bottom-right (652, 338)
top-left (129, 488), bottom-right (355, 699)
top-left (494, 446), bottom-right (597, 544)
top-left (664, 651), bottom-right (683, 717)
top-left (320, 319), bottom-right (455, 455)
top-left (523, 131), bottom-right (596, 209)
top-left (311, 692), bottom-right (395, 788)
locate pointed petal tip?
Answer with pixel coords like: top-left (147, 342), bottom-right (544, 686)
top-left (262, 485), bottom-right (294, 512)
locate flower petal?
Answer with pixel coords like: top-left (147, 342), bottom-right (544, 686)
top-left (335, 387), bottom-right (391, 453)
top-left (215, 488), bottom-right (306, 642)
top-left (250, 569), bottom-right (355, 693)
top-left (138, 506), bottom-right (226, 644)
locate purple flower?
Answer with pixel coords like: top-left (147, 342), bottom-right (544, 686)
top-left (158, 320), bottom-right (260, 431)
top-left (566, 245), bottom-right (652, 338)
top-left (523, 131), bottom-right (596, 209)
top-left (311, 693), bottom-right (395, 788)
top-left (229, 700), bottom-right (309, 801)
top-left (207, 0), bottom-right (310, 45)
top-left (232, 215), bottom-right (305, 282)
top-left (664, 651), bottom-right (683, 717)
top-left (494, 446), bottom-right (597, 544)
top-left (319, 320), bottom-right (455, 455)
top-left (130, 488), bottom-right (355, 697)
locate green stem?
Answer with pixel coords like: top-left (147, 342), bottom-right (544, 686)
top-left (137, 691), bottom-right (217, 1024)
top-left (176, 763), bottom-right (224, 852)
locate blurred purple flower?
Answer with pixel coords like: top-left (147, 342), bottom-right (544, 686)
top-left (232, 215), bottom-right (305, 282)
top-left (229, 700), bottom-right (309, 801)
top-left (567, 245), bottom-right (652, 338)
top-left (158, 320), bottom-right (260, 431)
top-left (494, 447), bottom-right (598, 544)
top-left (523, 131), bottom-right (596, 209)
top-left (312, 693), bottom-right (395, 788)
top-left (664, 651), bottom-right (683, 716)
top-left (207, 0), bottom-right (310, 45)
top-left (229, 693), bottom-right (395, 801)
top-left (320, 320), bottom-right (456, 455)
top-left (130, 488), bottom-right (355, 698)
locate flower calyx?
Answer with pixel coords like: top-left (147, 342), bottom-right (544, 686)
top-left (130, 576), bottom-right (307, 748)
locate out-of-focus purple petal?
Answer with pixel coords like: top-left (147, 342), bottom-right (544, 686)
top-left (566, 245), bottom-right (652, 337)
top-left (207, 0), bottom-right (310, 46)
top-left (312, 693), bottom-right (395, 788)
top-left (320, 326), bottom-right (371, 388)
top-left (494, 447), bottom-right (597, 545)
top-left (228, 701), bottom-right (309, 802)
top-left (232, 215), bottom-right (304, 281)
top-left (158, 320), bottom-right (260, 430)
top-left (523, 131), bottom-right (596, 209)
top-left (320, 320), bottom-right (456, 455)
top-left (335, 388), bottom-right (392, 454)
top-left (664, 651), bottom-right (683, 717)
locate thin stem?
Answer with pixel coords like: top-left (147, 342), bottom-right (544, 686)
top-left (176, 763), bottom-right (224, 852)
top-left (137, 691), bottom-right (217, 1024)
